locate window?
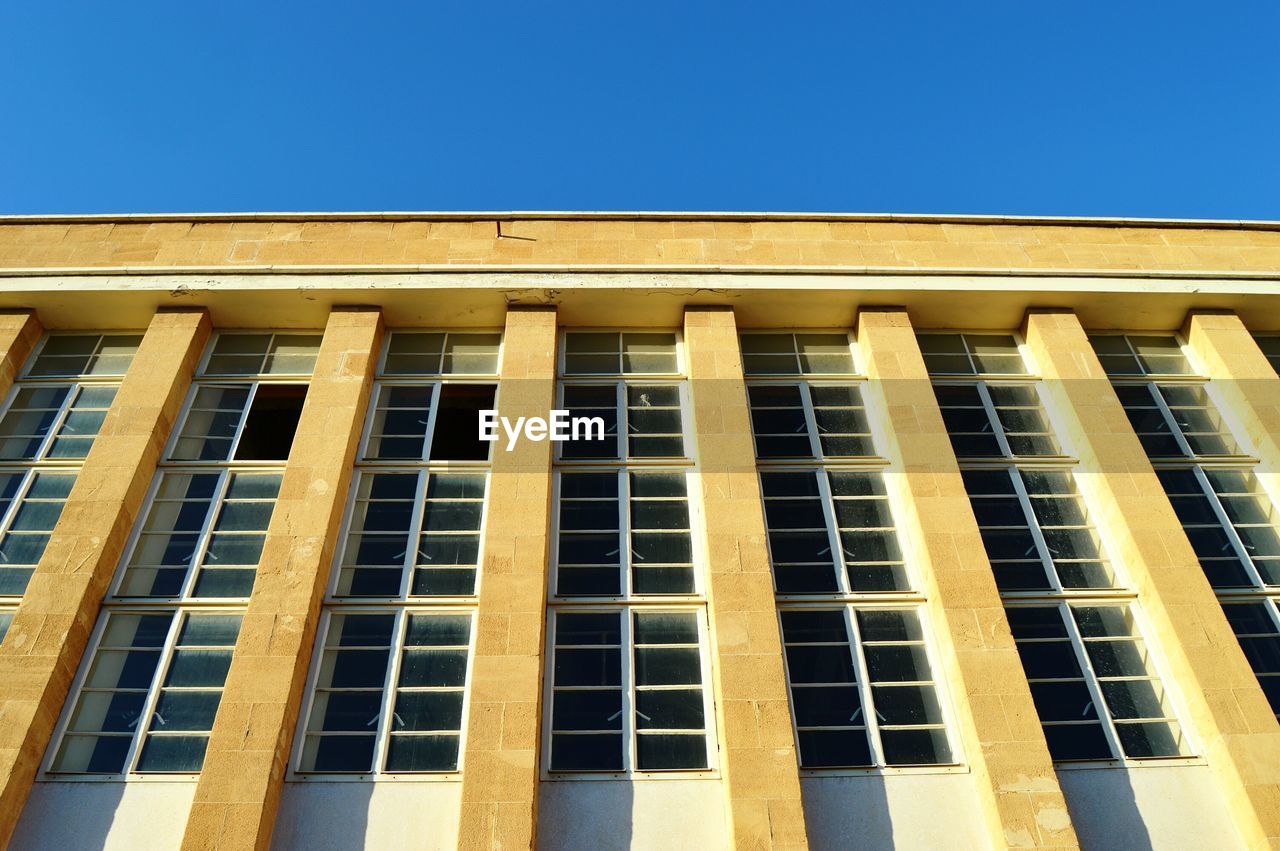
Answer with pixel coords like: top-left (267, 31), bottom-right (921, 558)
top-left (382, 332), bottom-right (501, 376)
top-left (1095, 332), bottom-right (1280, 713)
top-left (0, 334), bottom-right (138, 600)
top-left (547, 608), bottom-right (712, 772)
top-left (962, 468), bottom-right (1113, 593)
top-left (0, 471), bottom-right (75, 596)
top-left (780, 607), bottom-right (951, 768)
top-left (202, 333), bottom-right (322, 376)
top-left (748, 384), bottom-right (873, 459)
top-left (555, 470), bottom-right (695, 597)
top-left (170, 383), bottom-right (308, 462)
top-left (548, 330), bottom-right (713, 775)
top-left (24, 334), bottom-right (141, 378)
top-left (916, 333), bottom-right (1027, 376)
top-left (745, 331), bottom-right (958, 770)
top-left (760, 470), bottom-right (908, 595)
top-left (46, 333), bottom-right (300, 780)
top-left (563, 332), bottom-right (678, 376)
top-left (298, 610), bottom-right (473, 774)
top-left (0, 384), bottom-right (116, 461)
top-left (1008, 604), bottom-right (1186, 761)
top-left (337, 471), bottom-right (487, 597)
top-left (302, 330), bottom-right (497, 778)
top-left (0, 608), bottom-right (14, 642)
top-left (1222, 602), bottom-right (1280, 719)
top-left (740, 333), bottom-right (854, 376)
top-left (940, 331), bottom-right (1190, 764)
top-left (1157, 467), bottom-right (1280, 589)
top-left (1256, 336), bottom-right (1280, 377)
top-left (933, 383), bottom-right (1060, 458)
top-left (1088, 334), bottom-right (1192, 377)
top-left (116, 471), bottom-right (282, 599)
top-left (48, 610), bottom-right (240, 775)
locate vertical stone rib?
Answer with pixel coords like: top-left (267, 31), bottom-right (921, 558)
top-left (683, 306), bottom-right (810, 850)
top-left (857, 307), bottom-right (1078, 850)
top-left (0, 308), bottom-right (210, 847)
top-left (1024, 308), bottom-right (1280, 849)
top-left (456, 306), bottom-right (557, 851)
top-left (181, 306), bottom-right (382, 850)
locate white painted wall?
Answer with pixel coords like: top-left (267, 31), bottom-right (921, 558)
top-left (10, 781), bottom-right (196, 850)
top-left (272, 781), bottom-right (462, 850)
top-left (801, 773), bottom-right (991, 851)
top-left (1056, 764), bottom-right (1246, 851)
top-left (537, 779), bottom-right (728, 850)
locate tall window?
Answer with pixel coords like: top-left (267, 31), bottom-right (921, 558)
top-left (926, 331), bottom-right (1189, 763)
top-left (1254, 336), bottom-right (1280, 378)
top-left (748, 331), bottom-right (956, 770)
top-left (294, 331), bottom-right (498, 777)
top-left (45, 332), bottom-right (317, 777)
top-left (1093, 332), bottom-right (1280, 721)
top-left (0, 334), bottom-right (140, 599)
top-left (546, 331), bottom-right (716, 775)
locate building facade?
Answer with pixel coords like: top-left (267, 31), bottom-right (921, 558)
top-left (0, 213), bottom-right (1279, 850)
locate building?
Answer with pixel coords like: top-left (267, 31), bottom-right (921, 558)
top-left (0, 212), bottom-right (1278, 850)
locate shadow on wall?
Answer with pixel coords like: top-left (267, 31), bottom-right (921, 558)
top-left (10, 782), bottom-right (192, 850)
top-left (537, 780), bottom-right (634, 851)
top-left (800, 775), bottom-right (892, 851)
top-left (1056, 769), bottom-right (1156, 851)
top-left (271, 782), bottom-right (375, 850)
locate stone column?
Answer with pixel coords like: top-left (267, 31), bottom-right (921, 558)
top-left (456, 306), bottom-right (558, 851)
top-left (1183, 310), bottom-right (1280, 489)
top-left (683, 306), bottom-right (810, 850)
top-left (181, 306), bottom-right (383, 850)
top-left (1023, 308), bottom-right (1280, 849)
top-left (0, 311), bottom-right (42, 401)
top-left (0, 308), bottom-right (210, 847)
top-left (857, 307), bottom-right (1079, 850)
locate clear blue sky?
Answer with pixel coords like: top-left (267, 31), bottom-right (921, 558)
top-left (3, 1), bottom-right (1278, 218)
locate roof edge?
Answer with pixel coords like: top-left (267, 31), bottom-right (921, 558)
top-left (0, 211), bottom-right (1279, 231)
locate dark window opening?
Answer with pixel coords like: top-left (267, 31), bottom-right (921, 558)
top-left (235, 385), bottom-right (308, 461)
top-left (429, 384), bottom-right (496, 461)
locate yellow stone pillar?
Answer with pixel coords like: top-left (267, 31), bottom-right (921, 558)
top-left (683, 306), bottom-right (810, 851)
top-left (856, 307), bottom-right (1079, 850)
top-left (1183, 310), bottom-right (1280, 488)
top-left (0, 311), bottom-right (42, 401)
top-left (456, 306), bottom-right (557, 851)
top-left (0, 308), bottom-right (210, 847)
top-left (181, 307), bottom-right (383, 851)
top-left (1023, 309), bottom-right (1280, 849)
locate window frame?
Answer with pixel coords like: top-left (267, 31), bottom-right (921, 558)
top-left (557, 329), bottom-right (685, 379)
top-left (20, 332), bottom-right (143, 380)
top-left (554, 379), bottom-right (692, 464)
top-left (328, 467), bottom-right (491, 602)
top-left (1005, 598), bottom-right (1198, 769)
top-left (914, 331), bottom-right (1030, 378)
top-left (288, 605), bottom-right (479, 782)
top-left (163, 379), bottom-right (311, 466)
top-left (549, 467), bottom-right (706, 602)
top-left (747, 379), bottom-right (879, 463)
top-left (759, 464), bottom-right (917, 599)
top-left (196, 331), bottom-right (324, 379)
top-left (932, 378), bottom-right (1068, 461)
top-left (540, 603), bottom-right (719, 780)
top-left (356, 378), bottom-right (498, 467)
top-left (375, 329), bottom-right (505, 378)
top-left (776, 601), bottom-right (961, 776)
top-left (737, 330), bottom-right (859, 377)
top-left (41, 605), bottom-right (243, 782)
top-left (0, 381), bottom-right (119, 464)
top-left (107, 467), bottom-right (284, 603)
top-left (0, 467), bottom-right (77, 601)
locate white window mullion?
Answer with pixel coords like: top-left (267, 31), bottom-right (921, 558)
top-left (620, 471), bottom-right (633, 600)
top-left (400, 470), bottom-right (433, 599)
top-left (976, 382), bottom-right (1015, 458)
top-left (371, 609), bottom-right (409, 776)
top-left (179, 470), bottom-right (234, 600)
top-left (224, 382), bottom-right (260, 462)
top-left (845, 605), bottom-right (884, 767)
top-left (799, 384), bottom-right (823, 459)
top-left (122, 609), bottom-right (184, 776)
top-left (420, 380), bottom-right (443, 463)
top-left (815, 470), bottom-right (850, 595)
top-left (1149, 382), bottom-right (1196, 458)
top-left (1192, 465), bottom-right (1267, 590)
top-left (622, 606), bottom-right (636, 773)
top-left (1008, 468), bottom-right (1065, 594)
top-left (1061, 602), bottom-right (1126, 761)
